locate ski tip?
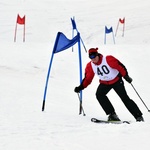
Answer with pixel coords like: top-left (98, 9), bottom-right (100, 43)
top-left (123, 121), bottom-right (130, 124)
top-left (91, 118), bottom-right (97, 122)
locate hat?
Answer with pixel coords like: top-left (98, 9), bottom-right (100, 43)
top-left (88, 47), bottom-right (98, 54)
top-left (88, 48), bottom-right (98, 59)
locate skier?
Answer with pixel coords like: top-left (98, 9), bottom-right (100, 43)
top-left (74, 47), bottom-right (144, 122)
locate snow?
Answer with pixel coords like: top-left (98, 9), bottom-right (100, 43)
top-left (0, 0), bottom-right (150, 149)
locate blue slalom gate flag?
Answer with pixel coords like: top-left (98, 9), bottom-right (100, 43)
top-left (105, 26), bottom-right (113, 34)
top-left (42, 32), bottom-right (83, 113)
top-left (53, 32), bottom-right (80, 53)
top-left (70, 17), bottom-right (87, 52)
top-left (104, 26), bottom-right (115, 44)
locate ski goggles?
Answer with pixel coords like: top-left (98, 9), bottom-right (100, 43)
top-left (89, 52), bottom-right (98, 59)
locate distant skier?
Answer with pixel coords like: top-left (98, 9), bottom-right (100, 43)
top-left (74, 47), bottom-right (144, 122)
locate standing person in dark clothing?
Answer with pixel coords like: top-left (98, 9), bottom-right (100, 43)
top-left (74, 47), bottom-right (144, 122)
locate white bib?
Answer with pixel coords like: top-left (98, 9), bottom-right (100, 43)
top-left (91, 56), bottom-right (119, 81)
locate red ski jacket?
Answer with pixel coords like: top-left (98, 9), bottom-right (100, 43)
top-left (82, 54), bottom-right (128, 88)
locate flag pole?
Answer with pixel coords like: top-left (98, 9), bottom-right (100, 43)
top-left (42, 52), bottom-right (54, 111)
top-left (14, 23), bottom-right (17, 42)
top-left (72, 29), bottom-right (74, 52)
top-left (122, 18), bottom-right (125, 37)
top-left (112, 30), bottom-right (115, 44)
top-left (23, 23), bottom-right (25, 42)
top-left (77, 33), bottom-right (83, 114)
top-left (79, 35), bottom-right (87, 52)
top-left (23, 15), bottom-right (25, 42)
top-left (104, 26), bottom-right (106, 44)
top-left (75, 28), bottom-right (87, 52)
top-left (115, 20), bottom-right (119, 37)
top-left (104, 33), bottom-right (106, 44)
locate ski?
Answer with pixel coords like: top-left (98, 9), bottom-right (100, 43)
top-left (91, 118), bottom-right (130, 124)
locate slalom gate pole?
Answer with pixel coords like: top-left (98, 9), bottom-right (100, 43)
top-left (14, 23), bottom-right (17, 42)
top-left (131, 83), bottom-right (150, 112)
top-left (77, 93), bottom-right (86, 116)
top-left (115, 21), bottom-right (119, 37)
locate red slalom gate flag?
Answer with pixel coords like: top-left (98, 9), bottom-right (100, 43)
top-left (119, 18), bottom-right (125, 24)
top-left (115, 17), bottom-right (125, 37)
top-left (14, 14), bottom-right (26, 42)
top-left (17, 14), bottom-right (25, 25)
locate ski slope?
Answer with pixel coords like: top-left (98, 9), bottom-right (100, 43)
top-left (0, 0), bottom-right (150, 149)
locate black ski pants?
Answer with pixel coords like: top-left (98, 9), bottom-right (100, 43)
top-left (96, 78), bottom-right (143, 119)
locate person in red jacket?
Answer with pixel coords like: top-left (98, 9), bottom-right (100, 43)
top-left (74, 47), bottom-right (144, 122)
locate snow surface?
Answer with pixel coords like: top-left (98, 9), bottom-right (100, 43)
top-left (0, 0), bottom-right (150, 149)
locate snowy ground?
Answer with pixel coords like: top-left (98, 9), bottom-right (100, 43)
top-left (0, 0), bottom-right (150, 150)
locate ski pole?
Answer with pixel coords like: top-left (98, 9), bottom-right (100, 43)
top-left (77, 93), bottom-right (86, 116)
top-left (131, 83), bottom-right (150, 112)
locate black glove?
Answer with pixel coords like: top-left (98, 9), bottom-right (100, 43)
top-left (74, 85), bottom-right (84, 93)
top-left (124, 75), bottom-right (133, 83)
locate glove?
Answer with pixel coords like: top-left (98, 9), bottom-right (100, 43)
top-left (74, 85), bottom-right (84, 93)
top-left (124, 75), bottom-right (133, 83)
